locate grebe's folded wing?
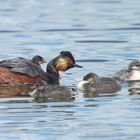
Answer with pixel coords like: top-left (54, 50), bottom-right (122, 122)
top-left (0, 57), bottom-right (45, 77)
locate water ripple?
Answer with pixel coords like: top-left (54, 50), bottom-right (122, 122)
top-left (0, 30), bottom-right (21, 33)
top-left (39, 28), bottom-right (95, 32)
top-left (75, 40), bottom-right (128, 43)
top-left (109, 27), bottom-right (140, 31)
top-left (76, 59), bottom-right (110, 62)
top-left (0, 0), bottom-right (140, 140)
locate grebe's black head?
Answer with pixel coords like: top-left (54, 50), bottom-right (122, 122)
top-left (128, 60), bottom-right (140, 71)
top-left (32, 55), bottom-right (47, 65)
top-left (57, 51), bottom-right (83, 71)
top-left (47, 51), bottom-right (82, 73)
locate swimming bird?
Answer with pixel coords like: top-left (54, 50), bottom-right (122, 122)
top-left (31, 51), bottom-right (82, 100)
top-left (0, 51), bottom-right (82, 86)
top-left (31, 80), bottom-right (75, 101)
top-left (44, 51), bottom-right (82, 85)
top-left (114, 59), bottom-right (140, 81)
top-left (77, 72), bottom-right (121, 93)
top-left (0, 55), bottom-right (46, 97)
top-left (0, 55), bottom-right (46, 86)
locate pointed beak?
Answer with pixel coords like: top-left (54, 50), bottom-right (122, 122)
top-left (73, 63), bottom-right (83, 68)
top-left (43, 59), bottom-right (47, 63)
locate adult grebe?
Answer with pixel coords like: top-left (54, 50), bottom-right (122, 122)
top-left (44, 51), bottom-right (82, 85)
top-left (0, 51), bottom-right (82, 86)
top-left (0, 55), bottom-right (46, 86)
top-left (0, 55), bottom-right (46, 97)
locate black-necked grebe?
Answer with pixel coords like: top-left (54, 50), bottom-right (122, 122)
top-left (0, 55), bottom-right (46, 86)
top-left (0, 51), bottom-right (82, 86)
top-left (44, 51), bottom-right (82, 85)
top-left (114, 60), bottom-right (140, 81)
top-left (77, 73), bottom-right (121, 93)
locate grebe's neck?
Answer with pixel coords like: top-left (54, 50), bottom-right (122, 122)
top-left (43, 62), bottom-right (60, 85)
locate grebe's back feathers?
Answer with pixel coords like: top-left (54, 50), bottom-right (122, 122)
top-left (0, 57), bottom-right (45, 77)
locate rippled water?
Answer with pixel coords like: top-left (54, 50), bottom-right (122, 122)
top-left (0, 0), bottom-right (140, 139)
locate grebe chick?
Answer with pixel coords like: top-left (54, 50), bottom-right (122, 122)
top-left (77, 73), bottom-right (121, 93)
top-left (31, 55), bottom-right (46, 66)
top-left (32, 80), bottom-right (74, 100)
top-left (114, 60), bottom-right (140, 81)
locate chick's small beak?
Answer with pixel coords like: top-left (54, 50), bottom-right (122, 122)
top-left (73, 63), bottom-right (83, 68)
top-left (43, 59), bottom-right (47, 63)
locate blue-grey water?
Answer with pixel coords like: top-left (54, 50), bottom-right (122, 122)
top-left (0, 0), bottom-right (140, 139)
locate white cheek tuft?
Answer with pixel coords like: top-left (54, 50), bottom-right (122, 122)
top-left (77, 81), bottom-right (89, 91)
top-left (129, 70), bottom-right (140, 81)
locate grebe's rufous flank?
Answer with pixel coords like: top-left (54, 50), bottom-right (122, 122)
top-left (0, 55), bottom-right (46, 86)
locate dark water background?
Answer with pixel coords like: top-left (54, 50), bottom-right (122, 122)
top-left (0, 0), bottom-right (140, 139)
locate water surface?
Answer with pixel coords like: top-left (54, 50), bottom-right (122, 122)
top-left (0, 0), bottom-right (140, 140)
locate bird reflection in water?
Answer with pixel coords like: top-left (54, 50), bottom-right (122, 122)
top-left (34, 96), bottom-right (75, 103)
top-left (128, 80), bottom-right (140, 95)
top-left (82, 91), bottom-right (119, 98)
top-left (0, 85), bottom-right (33, 98)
